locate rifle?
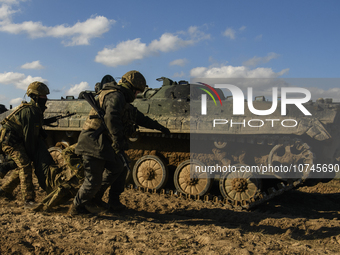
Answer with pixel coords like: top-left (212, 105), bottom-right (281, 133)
top-left (43, 112), bottom-right (76, 126)
top-left (82, 92), bottom-right (131, 172)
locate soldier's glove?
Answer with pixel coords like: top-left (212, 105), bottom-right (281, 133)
top-left (111, 135), bottom-right (128, 154)
top-left (159, 126), bottom-right (170, 135)
top-left (112, 142), bottom-right (121, 155)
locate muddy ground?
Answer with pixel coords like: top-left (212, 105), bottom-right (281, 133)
top-left (1, 176), bottom-right (340, 255)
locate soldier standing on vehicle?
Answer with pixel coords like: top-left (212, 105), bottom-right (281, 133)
top-left (69, 71), bottom-right (170, 215)
top-left (0, 81), bottom-right (49, 208)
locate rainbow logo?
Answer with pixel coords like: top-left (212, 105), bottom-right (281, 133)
top-left (197, 82), bottom-right (223, 106)
top-left (197, 82), bottom-right (223, 115)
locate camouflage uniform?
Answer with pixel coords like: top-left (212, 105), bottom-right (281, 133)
top-left (35, 144), bottom-right (84, 211)
top-left (0, 101), bottom-right (44, 201)
top-left (72, 78), bottom-right (128, 212)
top-left (0, 144), bottom-right (84, 211)
top-left (71, 71), bottom-right (169, 214)
top-left (0, 82), bottom-right (49, 207)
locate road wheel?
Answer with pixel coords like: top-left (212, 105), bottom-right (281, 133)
top-left (132, 155), bottom-right (168, 190)
top-left (174, 160), bottom-right (212, 196)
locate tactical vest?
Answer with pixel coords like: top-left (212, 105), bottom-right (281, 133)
top-left (82, 89), bottom-right (138, 137)
top-left (0, 103), bottom-right (42, 154)
top-left (82, 89), bottom-right (116, 131)
top-left (0, 103), bottom-right (35, 140)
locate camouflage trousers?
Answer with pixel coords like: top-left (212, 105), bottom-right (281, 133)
top-left (1, 143), bottom-right (35, 201)
top-left (34, 147), bottom-right (84, 212)
top-left (1, 143), bottom-right (84, 211)
top-left (73, 154), bottom-right (124, 207)
top-left (36, 175), bottom-right (80, 211)
top-left (42, 165), bottom-right (81, 210)
top-left (37, 145), bottom-right (84, 211)
top-left (1, 161), bottom-right (82, 211)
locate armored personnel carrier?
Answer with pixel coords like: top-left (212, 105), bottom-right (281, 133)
top-left (1, 77), bottom-right (339, 209)
top-left (126, 77), bottom-right (340, 208)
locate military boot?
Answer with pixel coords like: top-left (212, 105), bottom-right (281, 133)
top-left (107, 199), bottom-right (126, 213)
top-left (68, 203), bottom-right (92, 216)
top-left (86, 198), bottom-right (109, 213)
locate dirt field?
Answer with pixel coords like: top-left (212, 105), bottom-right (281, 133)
top-left (1, 176), bottom-right (340, 255)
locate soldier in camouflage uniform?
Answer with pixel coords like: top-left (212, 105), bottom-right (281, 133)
top-left (0, 144), bottom-right (84, 211)
top-left (32, 144), bottom-right (84, 211)
top-left (69, 71), bottom-right (170, 215)
top-left (0, 82), bottom-right (49, 208)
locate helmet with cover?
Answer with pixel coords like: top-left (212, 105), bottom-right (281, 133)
top-left (121, 70), bottom-right (146, 92)
top-left (94, 82), bottom-right (102, 93)
top-left (27, 81), bottom-right (50, 98)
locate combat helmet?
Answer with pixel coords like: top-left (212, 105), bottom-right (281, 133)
top-left (27, 81), bottom-right (50, 98)
top-left (122, 70), bottom-right (146, 92)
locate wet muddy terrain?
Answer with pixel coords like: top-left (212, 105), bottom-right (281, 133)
top-left (1, 176), bottom-right (340, 254)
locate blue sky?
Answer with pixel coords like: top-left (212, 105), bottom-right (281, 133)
top-left (0, 0), bottom-right (339, 108)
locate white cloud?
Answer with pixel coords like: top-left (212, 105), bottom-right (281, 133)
top-left (0, 1), bottom-right (115, 46)
top-left (95, 26), bottom-right (210, 67)
top-left (169, 58), bottom-right (188, 67)
top-left (173, 71), bottom-right (185, 78)
top-left (0, 3), bottom-right (16, 21)
top-left (95, 38), bottom-right (147, 67)
top-left (0, 0), bottom-right (24, 4)
top-left (149, 33), bottom-right (193, 52)
top-left (255, 34), bottom-right (262, 41)
top-left (16, 75), bottom-right (48, 90)
top-left (190, 65), bottom-right (291, 98)
top-left (0, 71), bottom-right (47, 90)
top-left (21, 60), bottom-right (44, 69)
top-left (307, 87), bottom-right (340, 102)
top-left (191, 68), bottom-right (340, 102)
top-left (222, 28), bottom-right (235, 40)
top-left (9, 97), bottom-right (22, 106)
top-left (190, 64), bottom-right (289, 79)
top-left (190, 67), bottom-right (207, 77)
top-left (65, 82), bottom-right (90, 97)
top-left (0, 71), bottom-right (24, 84)
top-left (243, 52), bottom-right (280, 67)
top-left (239, 26), bottom-right (246, 31)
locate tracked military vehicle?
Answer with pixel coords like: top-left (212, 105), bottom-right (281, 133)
top-left (126, 77), bottom-right (340, 208)
top-left (1, 77), bottom-right (339, 209)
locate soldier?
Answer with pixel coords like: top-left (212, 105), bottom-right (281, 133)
top-left (33, 144), bottom-right (84, 212)
top-left (0, 81), bottom-right (49, 208)
top-left (0, 144), bottom-right (84, 211)
top-left (69, 71), bottom-right (170, 215)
